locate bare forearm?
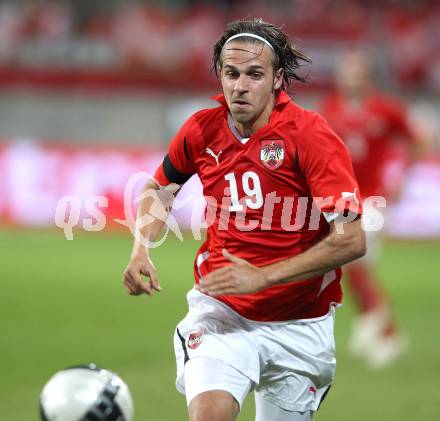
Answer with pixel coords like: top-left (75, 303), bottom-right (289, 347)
top-left (198, 220), bottom-right (366, 297)
top-left (124, 179), bottom-right (175, 297)
top-left (262, 221), bottom-right (366, 286)
top-left (131, 179), bottom-right (171, 258)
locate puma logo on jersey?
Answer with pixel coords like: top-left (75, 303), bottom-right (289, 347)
top-left (342, 188), bottom-right (359, 205)
top-left (205, 147), bottom-right (223, 166)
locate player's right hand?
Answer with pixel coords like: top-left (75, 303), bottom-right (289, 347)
top-left (123, 255), bottom-right (162, 297)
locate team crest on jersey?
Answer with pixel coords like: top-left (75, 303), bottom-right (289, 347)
top-left (188, 330), bottom-right (204, 350)
top-left (260, 139), bottom-right (285, 170)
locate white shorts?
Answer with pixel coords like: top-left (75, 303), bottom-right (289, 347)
top-left (173, 289), bottom-right (336, 413)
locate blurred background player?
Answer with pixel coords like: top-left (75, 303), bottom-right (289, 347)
top-left (320, 50), bottom-right (426, 369)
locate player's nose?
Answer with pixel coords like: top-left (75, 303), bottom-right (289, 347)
top-left (234, 74), bottom-right (249, 93)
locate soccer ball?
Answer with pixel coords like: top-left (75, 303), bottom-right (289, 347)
top-left (39, 364), bottom-right (134, 421)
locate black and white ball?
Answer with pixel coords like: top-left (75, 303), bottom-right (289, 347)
top-left (40, 364), bottom-right (134, 421)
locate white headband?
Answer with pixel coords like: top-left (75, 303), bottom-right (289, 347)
top-left (224, 33), bottom-right (274, 51)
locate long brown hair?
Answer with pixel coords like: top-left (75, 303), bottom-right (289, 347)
top-left (213, 18), bottom-right (311, 90)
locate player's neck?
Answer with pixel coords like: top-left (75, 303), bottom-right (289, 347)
top-left (345, 93), bottom-right (366, 103)
top-left (341, 85), bottom-right (371, 102)
top-left (233, 95), bottom-right (276, 138)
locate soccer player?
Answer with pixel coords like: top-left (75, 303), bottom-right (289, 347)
top-left (320, 50), bottom-right (416, 368)
top-left (123, 19), bottom-right (366, 421)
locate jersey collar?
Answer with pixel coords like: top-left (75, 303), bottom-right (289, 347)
top-left (211, 90), bottom-right (291, 109)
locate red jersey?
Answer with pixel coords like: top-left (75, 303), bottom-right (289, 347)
top-left (320, 92), bottom-right (414, 198)
top-left (155, 91), bottom-right (361, 321)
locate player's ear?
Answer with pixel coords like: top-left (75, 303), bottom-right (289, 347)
top-left (273, 68), bottom-right (284, 90)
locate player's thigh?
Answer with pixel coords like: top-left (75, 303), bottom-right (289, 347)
top-left (185, 357), bottom-right (252, 421)
top-left (255, 393), bottom-right (313, 421)
top-left (189, 390), bottom-right (239, 421)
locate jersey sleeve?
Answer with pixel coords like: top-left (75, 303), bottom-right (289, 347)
top-left (298, 115), bottom-right (362, 217)
top-left (154, 116), bottom-right (197, 186)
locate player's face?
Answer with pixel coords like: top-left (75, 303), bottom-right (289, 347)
top-left (336, 51), bottom-right (371, 96)
top-left (220, 41), bottom-right (282, 132)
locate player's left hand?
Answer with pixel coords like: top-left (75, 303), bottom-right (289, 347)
top-left (196, 249), bottom-right (268, 296)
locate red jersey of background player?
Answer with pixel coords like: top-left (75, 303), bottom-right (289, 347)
top-left (320, 91), bottom-right (414, 198)
top-left (155, 91), bottom-right (361, 322)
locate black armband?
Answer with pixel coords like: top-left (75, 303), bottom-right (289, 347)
top-left (163, 154), bottom-right (193, 184)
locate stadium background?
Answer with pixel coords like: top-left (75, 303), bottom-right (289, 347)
top-left (0, 0), bottom-right (439, 420)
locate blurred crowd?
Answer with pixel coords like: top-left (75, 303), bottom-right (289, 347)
top-left (0, 0), bottom-right (439, 93)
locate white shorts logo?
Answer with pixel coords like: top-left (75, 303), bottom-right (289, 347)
top-left (187, 330), bottom-right (204, 350)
